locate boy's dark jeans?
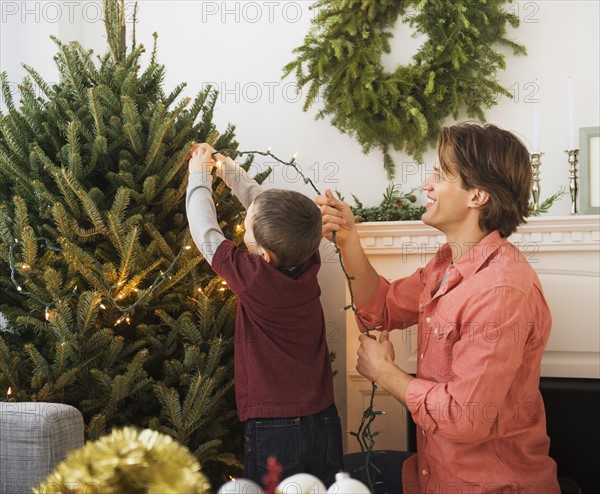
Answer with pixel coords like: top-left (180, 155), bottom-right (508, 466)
top-left (243, 404), bottom-right (344, 488)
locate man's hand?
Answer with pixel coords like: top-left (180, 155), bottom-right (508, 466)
top-left (188, 143), bottom-right (217, 174)
top-left (356, 330), bottom-right (396, 383)
top-left (315, 189), bottom-right (355, 246)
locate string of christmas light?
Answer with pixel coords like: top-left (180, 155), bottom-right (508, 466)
top-left (107, 245), bottom-right (187, 326)
top-left (212, 148), bottom-right (320, 195)
top-left (7, 235), bottom-right (191, 325)
top-left (8, 239), bottom-right (78, 320)
top-left (214, 147), bottom-right (382, 493)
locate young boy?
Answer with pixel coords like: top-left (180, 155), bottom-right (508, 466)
top-left (185, 143), bottom-right (344, 487)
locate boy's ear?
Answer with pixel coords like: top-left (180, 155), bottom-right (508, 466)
top-left (260, 247), bottom-right (273, 264)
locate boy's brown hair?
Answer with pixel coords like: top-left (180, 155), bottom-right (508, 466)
top-left (438, 123), bottom-right (532, 237)
top-left (252, 189), bottom-right (322, 268)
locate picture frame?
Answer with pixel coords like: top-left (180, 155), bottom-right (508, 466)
top-left (579, 126), bottom-right (600, 215)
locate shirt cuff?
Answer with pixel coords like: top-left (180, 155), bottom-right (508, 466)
top-left (355, 276), bottom-right (390, 332)
top-left (405, 378), bottom-right (438, 434)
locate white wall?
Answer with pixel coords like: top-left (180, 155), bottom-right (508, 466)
top-left (2, 0), bottom-right (599, 451)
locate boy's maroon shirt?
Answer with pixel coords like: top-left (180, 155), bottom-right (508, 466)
top-left (212, 239), bottom-right (335, 421)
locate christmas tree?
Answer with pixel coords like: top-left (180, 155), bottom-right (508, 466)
top-left (0, 0), bottom-right (259, 484)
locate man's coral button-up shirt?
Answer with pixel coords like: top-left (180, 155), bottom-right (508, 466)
top-left (358, 231), bottom-right (560, 494)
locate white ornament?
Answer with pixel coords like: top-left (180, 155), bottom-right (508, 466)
top-left (326, 472), bottom-right (370, 494)
top-left (217, 478), bottom-right (264, 494)
top-left (276, 473), bottom-right (327, 493)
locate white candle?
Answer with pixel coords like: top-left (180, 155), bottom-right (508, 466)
top-left (568, 77), bottom-right (576, 149)
top-left (532, 99), bottom-right (540, 151)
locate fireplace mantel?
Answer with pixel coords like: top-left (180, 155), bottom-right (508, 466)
top-left (344, 215), bottom-right (600, 452)
top-left (355, 215), bottom-right (600, 255)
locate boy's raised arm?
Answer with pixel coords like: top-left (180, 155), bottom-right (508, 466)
top-left (214, 152), bottom-right (264, 209)
top-left (185, 144), bottom-right (226, 266)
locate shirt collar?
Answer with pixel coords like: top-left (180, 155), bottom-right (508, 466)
top-left (435, 230), bottom-right (506, 279)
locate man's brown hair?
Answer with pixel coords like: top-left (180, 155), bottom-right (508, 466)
top-left (438, 123), bottom-right (532, 237)
top-left (252, 189), bottom-right (322, 268)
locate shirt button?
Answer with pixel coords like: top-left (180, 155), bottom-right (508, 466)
top-left (422, 469), bottom-right (429, 476)
top-left (420, 353), bottom-right (424, 360)
top-left (433, 328), bottom-right (438, 335)
top-left (421, 429), bottom-right (426, 436)
top-left (426, 316), bottom-right (431, 323)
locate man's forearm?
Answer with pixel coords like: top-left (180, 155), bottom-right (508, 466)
top-left (339, 230), bottom-right (380, 309)
top-left (216, 156), bottom-right (264, 209)
top-left (376, 359), bottom-right (413, 405)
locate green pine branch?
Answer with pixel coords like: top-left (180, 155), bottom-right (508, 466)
top-left (0, 0), bottom-right (265, 484)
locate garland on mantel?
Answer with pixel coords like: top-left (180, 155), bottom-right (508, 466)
top-left (284, 0), bottom-right (526, 178)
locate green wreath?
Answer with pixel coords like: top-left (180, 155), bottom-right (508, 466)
top-left (283, 0), bottom-right (526, 178)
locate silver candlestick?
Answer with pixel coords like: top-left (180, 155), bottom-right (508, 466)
top-left (530, 152), bottom-right (543, 211)
top-left (565, 149), bottom-right (579, 215)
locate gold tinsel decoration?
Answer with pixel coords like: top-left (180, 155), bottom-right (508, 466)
top-left (34, 427), bottom-right (210, 494)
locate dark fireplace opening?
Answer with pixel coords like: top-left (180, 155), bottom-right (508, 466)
top-left (540, 377), bottom-right (600, 494)
top-left (406, 377), bottom-right (600, 493)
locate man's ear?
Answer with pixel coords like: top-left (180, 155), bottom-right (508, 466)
top-left (468, 188), bottom-right (490, 209)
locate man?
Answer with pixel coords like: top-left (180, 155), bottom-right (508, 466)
top-left (317, 123), bottom-right (560, 493)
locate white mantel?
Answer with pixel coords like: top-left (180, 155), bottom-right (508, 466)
top-left (355, 215), bottom-right (600, 256)
top-left (345, 215), bottom-right (600, 452)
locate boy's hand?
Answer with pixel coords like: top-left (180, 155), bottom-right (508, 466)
top-left (188, 143), bottom-right (217, 174)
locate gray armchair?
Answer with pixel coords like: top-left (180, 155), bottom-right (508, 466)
top-left (0, 402), bottom-right (84, 494)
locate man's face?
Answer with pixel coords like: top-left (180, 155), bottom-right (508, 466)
top-left (419, 161), bottom-right (473, 236)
